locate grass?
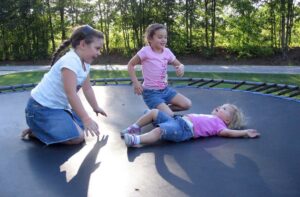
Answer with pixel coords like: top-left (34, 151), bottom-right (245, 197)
top-left (0, 70), bottom-right (300, 87)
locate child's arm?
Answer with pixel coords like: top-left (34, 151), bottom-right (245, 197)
top-left (82, 75), bottom-right (107, 117)
top-left (218, 129), bottom-right (260, 138)
top-left (128, 55), bottom-right (143, 95)
top-left (62, 68), bottom-right (99, 136)
top-left (171, 59), bottom-right (184, 77)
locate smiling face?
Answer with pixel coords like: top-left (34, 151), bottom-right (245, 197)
top-left (211, 104), bottom-right (235, 125)
top-left (79, 37), bottom-right (104, 64)
top-left (148, 28), bottom-right (168, 52)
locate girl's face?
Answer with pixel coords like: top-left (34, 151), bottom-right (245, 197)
top-left (212, 104), bottom-right (234, 125)
top-left (148, 28), bottom-right (167, 52)
top-left (80, 37), bottom-right (104, 64)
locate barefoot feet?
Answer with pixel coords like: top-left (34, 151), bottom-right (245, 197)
top-left (21, 128), bottom-right (35, 140)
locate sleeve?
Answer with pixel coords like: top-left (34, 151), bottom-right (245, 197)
top-left (137, 47), bottom-right (148, 61)
top-left (165, 48), bottom-right (176, 63)
top-left (215, 123), bottom-right (227, 135)
top-left (60, 58), bottom-right (80, 76)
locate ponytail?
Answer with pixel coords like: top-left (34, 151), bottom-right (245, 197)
top-left (50, 25), bottom-right (104, 67)
top-left (50, 39), bottom-right (71, 67)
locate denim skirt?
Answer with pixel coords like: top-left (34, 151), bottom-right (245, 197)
top-left (25, 97), bottom-right (84, 145)
top-left (142, 86), bottom-right (177, 109)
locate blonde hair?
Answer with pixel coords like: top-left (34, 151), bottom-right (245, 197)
top-left (227, 104), bottom-right (246, 129)
top-left (144, 23), bottom-right (167, 45)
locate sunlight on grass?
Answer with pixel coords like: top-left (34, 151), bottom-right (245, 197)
top-left (0, 71), bottom-right (300, 87)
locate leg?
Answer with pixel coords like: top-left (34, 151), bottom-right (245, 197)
top-left (63, 122), bottom-right (85, 145)
top-left (124, 127), bottom-right (162, 147)
top-left (136, 109), bottom-right (159, 127)
top-left (21, 128), bottom-right (36, 140)
top-left (140, 127), bottom-right (162, 144)
top-left (124, 112), bottom-right (176, 147)
top-left (63, 136), bottom-right (84, 145)
top-left (25, 97), bottom-right (85, 145)
top-left (121, 109), bottom-right (159, 136)
top-left (169, 93), bottom-right (192, 112)
top-left (156, 103), bottom-right (174, 117)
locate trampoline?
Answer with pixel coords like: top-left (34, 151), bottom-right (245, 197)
top-left (0, 78), bottom-right (300, 197)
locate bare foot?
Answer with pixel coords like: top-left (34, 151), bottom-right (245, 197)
top-left (21, 128), bottom-right (35, 140)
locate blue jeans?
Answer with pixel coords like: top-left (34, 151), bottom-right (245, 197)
top-left (153, 111), bottom-right (193, 142)
top-left (25, 97), bottom-right (84, 145)
top-left (142, 86), bottom-right (177, 109)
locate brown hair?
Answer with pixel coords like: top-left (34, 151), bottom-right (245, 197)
top-left (144, 23), bottom-right (167, 45)
top-left (50, 25), bottom-right (104, 66)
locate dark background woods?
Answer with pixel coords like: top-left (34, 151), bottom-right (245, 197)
top-left (0, 0), bottom-right (299, 65)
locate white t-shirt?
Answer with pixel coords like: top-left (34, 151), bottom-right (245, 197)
top-left (31, 49), bottom-right (90, 109)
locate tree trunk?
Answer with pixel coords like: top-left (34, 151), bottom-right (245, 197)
top-left (104, 4), bottom-right (110, 54)
top-left (269, 0), bottom-right (276, 48)
top-left (189, 0), bottom-right (194, 49)
top-left (280, 0), bottom-right (287, 59)
top-left (1, 27), bottom-right (8, 60)
top-left (59, 0), bottom-right (66, 41)
top-left (204, 0), bottom-right (209, 49)
top-left (119, 0), bottom-right (131, 52)
top-left (185, 0), bottom-right (190, 48)
top-left (97, 1), bottom-right (106, 53)
top-left (286, 0), bottom-right (294, 46)
top-left (210, 0), bottom-right (216, 52)
top-left (46, 0), bottom-right (56, 52)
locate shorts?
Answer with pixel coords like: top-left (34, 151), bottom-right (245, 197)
top-left (153, 111), bottom-right (193, 142)
top-left (142, 86), bottom-right (177, 109)
top-left (25, 97), bottom-right (84, 145)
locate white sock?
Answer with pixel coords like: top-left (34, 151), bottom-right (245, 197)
top-left (134, 135), bottom-right (141, 145)
top-left (132, 123), bottom-right (140, 128)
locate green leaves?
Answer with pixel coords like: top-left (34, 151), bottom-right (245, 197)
top-left (0, 0), bottom-right (299, 61)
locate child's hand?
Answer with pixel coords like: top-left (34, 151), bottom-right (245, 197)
top-left (94, 107), bottom-right (107, 117)
top-left (246, 129), bottom-right (260, 138)
top-left (83, 117), bottom-right (100, 137)
top-left (175, 64), bottom-right (184, 77)
top-left (133, 81), bottom-right (143, 95)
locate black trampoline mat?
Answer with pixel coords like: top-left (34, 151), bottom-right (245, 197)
top-left (0, 86), bottom-right (300, 197)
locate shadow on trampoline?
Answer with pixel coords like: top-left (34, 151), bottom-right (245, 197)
top-left (127, 137), bottom-right (272, 196)
top-left (22, 136), bottom-right (108, 197)
top-left (0, 85), bottom-right (300, 197)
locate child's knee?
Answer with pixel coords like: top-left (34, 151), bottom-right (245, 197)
top-left (66, 138), bottom-right (84, 145)
top-left (183, 99), bottom-right (192, 110)
top-left (168, 111), bottom-right (175, 117)
top-left (65, 133), bottom-right (84, 145)
top-left (150, 109), bottom-right (159, 118)
top-left (153, 127), bottom-right (162, 136)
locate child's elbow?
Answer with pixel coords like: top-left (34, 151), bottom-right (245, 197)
top-left (127, 63), bottom-right (136, 70)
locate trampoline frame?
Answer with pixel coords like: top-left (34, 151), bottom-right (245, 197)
top-left (0, 77), bottom-right (299, 101)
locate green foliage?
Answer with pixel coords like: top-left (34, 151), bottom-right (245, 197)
top-left (0, 0), bottom-right (299, 61)
top-left (227, 45), bottom-right (275, 59)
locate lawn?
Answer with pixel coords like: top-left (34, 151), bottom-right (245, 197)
top-left (0, 70), bottom-right (300, 87)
